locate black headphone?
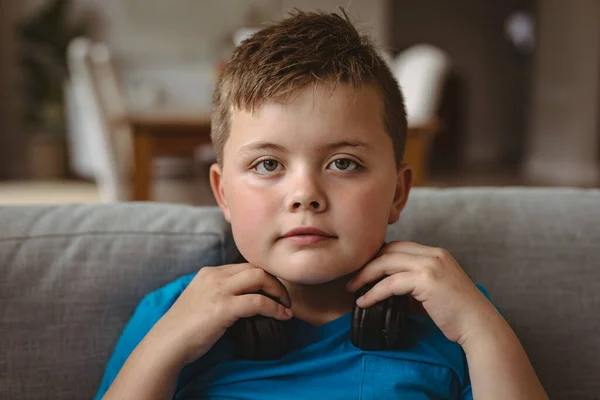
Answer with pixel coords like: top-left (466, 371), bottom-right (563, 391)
top-left (229, 278), bottom-right (425, 360)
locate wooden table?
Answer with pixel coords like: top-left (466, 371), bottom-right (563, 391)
top-left (404, 120), bottom-right (440, 186)
top-left (127, 110), bottom-right (212, 201)
top-left (127, 110), bottom-right (439, 201)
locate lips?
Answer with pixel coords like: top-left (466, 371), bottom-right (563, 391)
top-left (282, 227), bottom-right (335, 238)
top-left (281, 227), bottom-right (336, 245)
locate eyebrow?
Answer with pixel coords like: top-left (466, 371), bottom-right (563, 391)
top-left (238, 139), bottom-right (373, 154)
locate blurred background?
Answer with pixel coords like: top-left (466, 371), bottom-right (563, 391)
top-left (0, 0), bottom-right (598, 204)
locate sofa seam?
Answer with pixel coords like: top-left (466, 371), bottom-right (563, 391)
top-left (0, 231), bottom-right (221, 243)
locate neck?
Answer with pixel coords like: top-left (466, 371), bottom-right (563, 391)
top-left (280, 274), bottom-right (356, 326)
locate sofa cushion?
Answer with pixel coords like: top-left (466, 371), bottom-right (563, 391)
top-left (0, 203), bottom-right (236, 400)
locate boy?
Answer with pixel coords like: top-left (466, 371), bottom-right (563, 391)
top-left (96, 10), bottom-right (548, 399)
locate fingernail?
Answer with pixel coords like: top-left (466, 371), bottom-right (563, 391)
top-left (285, 308), bottom-right (293, 317)
top-left (356, 296), bottom-right (364, 306)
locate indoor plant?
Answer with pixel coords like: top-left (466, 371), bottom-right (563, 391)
top-left (16, 0), bottom-right (87, 178)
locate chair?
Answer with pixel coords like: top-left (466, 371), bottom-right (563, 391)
top-left (66, 38), bottom-right (127, 201)
top-left (390, 44), bottom-right (450, 185)
top-left (89, 43), bottom-right (135, 192)
top-left (391, 44), bottom-right (450, 126)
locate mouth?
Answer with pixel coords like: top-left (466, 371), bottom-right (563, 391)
top-left (280, 227), bottom-right (336, 245)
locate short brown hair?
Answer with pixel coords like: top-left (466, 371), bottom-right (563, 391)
top-left (211, 9), bottom-right (407, 168)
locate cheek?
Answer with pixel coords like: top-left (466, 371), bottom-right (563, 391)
top-left (227, 180), bottom-right (279, 256)
top-left (339, 180), bottom-right (394, 240)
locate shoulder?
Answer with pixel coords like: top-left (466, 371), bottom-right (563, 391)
top-left (137, 273), bottom-right (197, 312)
top-left (117, 273), bottom-right (198, 355)
top-left (93, 273), bottom-right (197, 399)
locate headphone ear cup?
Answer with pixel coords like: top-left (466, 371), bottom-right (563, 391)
top-left (351, 302), bottom-right (364, 348)
top-left (254, 316), bottom-right (287, 360)
top-left (383, 295), bottom-right (409, 349)
top-left (357, 301), bottom-right (386, 350)
top-left (232, 316), bottom-right (287, 360)
top-left (231, 317), bottom-right (259, 360)
top-left (351, 281), bottom-right (410, 350)
top-left (351, 282), bottom-right (385, 350)
top-left (351, 284), bottom-right (367, 348)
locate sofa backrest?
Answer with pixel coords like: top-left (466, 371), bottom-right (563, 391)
top-left (387, 188), bottom-right (600, 399)
top-left (1, 188), bottom-right (598, 399)
top-left (0, 203), bottom-right (236, 399)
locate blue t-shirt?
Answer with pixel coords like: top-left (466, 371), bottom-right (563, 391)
top-left (95, 273), bottom-right (492, 399)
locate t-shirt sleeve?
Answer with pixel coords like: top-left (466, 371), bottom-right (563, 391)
top-left (93, 274), bottom-right (196, 400)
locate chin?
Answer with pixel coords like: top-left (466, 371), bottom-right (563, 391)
top-left (278, 270), bottom-right (340, 285)
top-left (271, 257), bottom-right (356, 285)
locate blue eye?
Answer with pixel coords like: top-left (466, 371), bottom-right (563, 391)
top-left (254, 159), bottom-right (282, 174)
top-left (328, 158), bottom-right (360, 172)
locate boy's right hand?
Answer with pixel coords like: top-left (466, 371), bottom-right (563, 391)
top-left (148, 264), bottom-right (293, 367)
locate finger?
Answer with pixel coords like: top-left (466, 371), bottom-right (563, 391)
top-left (381, 241), bottom-right (445, 257)
top-left (355, 272), bottom-right (418, 308)
top-left (231, 293), bottom-right (293, 321)
top-left (346, 252), bottom-right (430, 292)
top-left (226, 268), bottom-right (292, 308)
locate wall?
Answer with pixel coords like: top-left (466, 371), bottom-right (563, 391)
top-left (0, 1), bottom-right (26, 178)
top-left (389, 0), bottom-right (533, 169)
top-left (70, 0), bottom-right (387, 64)
top-left (524, 0), bottom-right (600, 186)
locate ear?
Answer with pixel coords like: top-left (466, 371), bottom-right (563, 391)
top-left (209, 163), bottom-right (232, 222)
top-left (388, 162), bottom-right (413, 224)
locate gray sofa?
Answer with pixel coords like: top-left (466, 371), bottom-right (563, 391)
top-left (1, 187), bottom-right (599, 400)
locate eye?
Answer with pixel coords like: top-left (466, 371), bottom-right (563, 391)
top-left (328, 158), bottom-right (360, 172)
top-left (253, 159), bottom-right (282, 174)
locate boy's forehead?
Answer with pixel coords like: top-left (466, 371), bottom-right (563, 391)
top-left (223, 84), bottom-right (392, 164)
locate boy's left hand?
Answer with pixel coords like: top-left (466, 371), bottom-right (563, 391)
top-left (346, 241), bottom-right (498, 346)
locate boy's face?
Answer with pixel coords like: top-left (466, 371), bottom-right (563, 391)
top-left (210, 84), bottom-right (411, 284)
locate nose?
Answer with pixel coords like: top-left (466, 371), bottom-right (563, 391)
top-left (287, 170), bottom-right (327, 213)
